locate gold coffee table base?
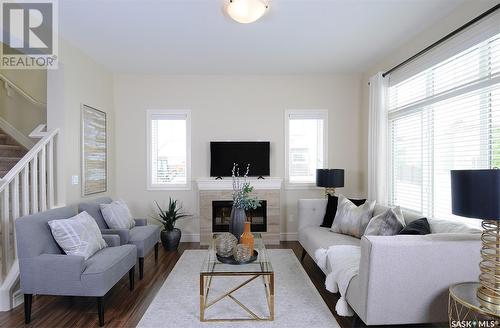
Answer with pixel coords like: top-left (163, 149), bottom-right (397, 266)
top-left (200, 271), bottom-right (275, 322)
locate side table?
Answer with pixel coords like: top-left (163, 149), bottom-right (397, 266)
top-left (449, 282), bottom-right (500, 327)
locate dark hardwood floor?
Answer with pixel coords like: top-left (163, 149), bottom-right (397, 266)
top-left (0, 242), bottom-right (444, 328)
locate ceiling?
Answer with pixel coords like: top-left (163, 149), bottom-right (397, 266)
top-left (58, 0), bottom-right (467, 74)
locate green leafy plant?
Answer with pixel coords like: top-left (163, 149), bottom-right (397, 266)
top-left (153, 198), bottom-right (191, 231)
top-left (232, 163), bottom-right (261, 211)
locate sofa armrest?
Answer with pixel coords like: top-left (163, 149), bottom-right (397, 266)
top-left (352, 233), bottom-right (481, 325)
top-left (102, 234), bottom-right (120, 247)
top-left (298, 199), bottom-right (327, 231)
top-left (134, 218), bottom-right (148, 226)
top-left (20, 254), bottom-right (86, 294)
top-left (101, 228), bottom-right (130, 245)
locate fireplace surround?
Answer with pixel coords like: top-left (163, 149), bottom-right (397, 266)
top-left (197, 178), bottom-right (282, 245)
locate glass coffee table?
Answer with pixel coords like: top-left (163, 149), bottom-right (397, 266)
top-left (200, 233), bottom-right (274, 322)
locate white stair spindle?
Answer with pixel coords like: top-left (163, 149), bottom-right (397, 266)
top-left (47, 139), bottom-right (54, 209)
top-left (11, 176), bottom-right (19, 258)
top-left (39, 146), bottom-right (47, 211)
top-left (21, 166), bottom-right (29, 216)
top-left (2, 185), bottom-right (10, 273)
top-left (30, 157), bottom-right (38, 214)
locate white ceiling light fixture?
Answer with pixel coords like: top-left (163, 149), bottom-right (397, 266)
top-left (226, 0), bottom-right (269, 24)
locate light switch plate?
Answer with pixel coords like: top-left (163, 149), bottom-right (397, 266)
top-left (71, 175), bottom-right (79, 185)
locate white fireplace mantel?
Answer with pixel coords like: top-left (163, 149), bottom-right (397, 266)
top-left (196, 177), bottom-right (282, 190)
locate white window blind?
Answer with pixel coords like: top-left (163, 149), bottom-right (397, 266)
top-left (147, 110), bottom-right (191, 190)
top-left (388, 11), bottom-right (500, 221)
top-left (286, 110), bottom-right (328, 184)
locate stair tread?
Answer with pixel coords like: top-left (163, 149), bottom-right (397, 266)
top-left (0, 144), bottom-right (22, 149)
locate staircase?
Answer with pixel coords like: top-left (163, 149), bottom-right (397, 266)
top-left (0, 125), bottom-right (59, 311)
top-left (0, 129), bottom-right (28, 178)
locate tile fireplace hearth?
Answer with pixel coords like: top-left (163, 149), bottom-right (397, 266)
top-left (197, 178), bottom-right (282, 245)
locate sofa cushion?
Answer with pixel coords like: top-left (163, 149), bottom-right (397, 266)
top-left (331, 195), bottom-right (375, 238)
top-left (82, 244), bottom-right (137, 296)
top-left (321, 195), bottom-right (366, 228)
top-left (399, 218), bottom-right (431, 235)
top-left (299, 226), bottom-right (360, 273)
top-left (429, 218), bottom-right (482, 234)
top-left (48, 211), bottom-right (107, 260)
top-left (100, 199), bottom-right (135, 229)
top-left (129, 225), bottom-right (160, 257)
top-left (364, 207), bottom-right (405, 236)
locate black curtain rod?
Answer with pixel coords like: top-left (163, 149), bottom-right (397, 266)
top-left (382, 3), bottom-right (500, 78)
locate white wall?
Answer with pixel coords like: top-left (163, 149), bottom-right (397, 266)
top-left (47, 39), bottom-right (115, 206)
top-left (113, 74), bottom-right (364, 239)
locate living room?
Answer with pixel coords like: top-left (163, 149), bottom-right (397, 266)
top-left (0, 0), bottom-right (499, 327)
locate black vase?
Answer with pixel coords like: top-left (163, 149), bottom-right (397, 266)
top-left (160, 228), bottom-right (181, 251)
top-left (230, 207), bottom-right (246, 242)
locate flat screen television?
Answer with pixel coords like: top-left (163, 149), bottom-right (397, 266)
top-left (210, 141), bottom-right (270, 177)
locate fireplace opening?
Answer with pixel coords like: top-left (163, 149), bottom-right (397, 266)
top-left (212, 200), bottom-right (267, 232)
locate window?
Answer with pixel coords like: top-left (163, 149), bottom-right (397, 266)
top-left (285, 110), bottom-right (328, 185)
top-left (389, 29), bottom-right (500, 221)
top-left (147, 110), bottom-right (191, 190)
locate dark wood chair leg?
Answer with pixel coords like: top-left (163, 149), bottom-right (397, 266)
top-left (129, 266), bottom-right (135, 291)
top-left (97, 297), bottom-right (104, 327)
top-left (301, 248), bottom-right (307, 262)
top-left (139, 257), bottom-right (144, 280)
top-left (154, 243), bottom-right (159, 263)
top-left (24, 294), bottom-right (32, 324)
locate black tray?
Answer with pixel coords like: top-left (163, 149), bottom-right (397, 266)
top-left (217, 250), bottom-right (258, 265)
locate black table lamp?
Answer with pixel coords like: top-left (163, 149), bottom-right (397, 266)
top-left (316, 169), bottom-right (344, 197)
top-left (451, 169), bottom-right (500, 312)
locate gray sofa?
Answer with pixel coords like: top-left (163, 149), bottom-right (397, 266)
top-left (78, 197), bottom-right (161, 279)
top-left (298, 198), bottom-right (482, 326)
top-left (16, 206), bottom-right (137, 327)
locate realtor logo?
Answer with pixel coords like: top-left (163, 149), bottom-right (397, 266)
top-left (0, 0), bottom-right (58, 69)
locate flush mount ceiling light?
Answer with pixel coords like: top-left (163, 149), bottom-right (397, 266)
top-left (226, 0), bottom-right (269, 24)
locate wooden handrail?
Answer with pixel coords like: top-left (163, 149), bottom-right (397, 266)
top-left (0, 73), bottom-right (46, 108)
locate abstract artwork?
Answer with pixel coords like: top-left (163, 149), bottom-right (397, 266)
top-left (81, 104), bottom-right (107, 196)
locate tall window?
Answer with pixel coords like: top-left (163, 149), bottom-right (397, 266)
top-left (147, 110), bottom-right (191, 190)
top-left (389, 29), bottom-right (500, 220)
top-left (285, 110), bottom-right (328, 185)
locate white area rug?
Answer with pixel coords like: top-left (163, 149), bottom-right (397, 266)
top-left (138, 249), bottom-right (339, 328)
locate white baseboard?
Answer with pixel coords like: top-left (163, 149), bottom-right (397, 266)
top-left (180, 233), bottom-right (200, 243)
top-left (0, 116), bottom-right (34, 149)
top-left (179, 233), bottom-right (298, 243)
top-left (280, 232), bottom-right (298, 241)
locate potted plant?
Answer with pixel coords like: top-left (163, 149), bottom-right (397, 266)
top-left (153, 198), bottom-right (191, 251)
top-left (231, 163), bottom-right (261, 241)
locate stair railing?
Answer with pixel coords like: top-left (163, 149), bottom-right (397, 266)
top-left (0, 124), bottom-right (58, 310)
top-left (0, 73), bottom-right (46, 108)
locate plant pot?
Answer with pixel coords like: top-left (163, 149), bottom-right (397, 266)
top-left (230, 207), bottom-right (246, 242)
top-left (160, 228), bottom-right (181, 251)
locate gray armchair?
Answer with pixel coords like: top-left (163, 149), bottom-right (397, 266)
top-left (78, 197), bottom-right (161, 279)
top-left (15, 206), bottom-right (137, 327)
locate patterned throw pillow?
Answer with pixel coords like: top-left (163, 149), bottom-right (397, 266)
top-left (364, 206), bottom-right (405, 236)
top-left (330, 195), bottom-right (376, 238)
top-left (100, 199), bottom-right (135, 229)
top-left (48, 211), bottom-right (107, 260)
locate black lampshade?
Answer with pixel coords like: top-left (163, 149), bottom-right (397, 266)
top-left (316, 169), bottom-right (345, 188)
top-left (451, 169), bottom-right (500, 220)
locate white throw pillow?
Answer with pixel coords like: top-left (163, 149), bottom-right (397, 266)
top-left (364, 206), bottom-right (405, 236)
top-left (330, 195), bottom-right (376, 238)
top-left (428, 218), bottom-right (482, 234)
top-left (100, 199), bottom-right (135, 230)
top-left (48, 211), bottom-right (107, 260)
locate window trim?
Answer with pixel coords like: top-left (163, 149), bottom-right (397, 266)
top-left (284, 109), bottom-right (328, 189)
top-left (146, 109), bottom-right (191, 191)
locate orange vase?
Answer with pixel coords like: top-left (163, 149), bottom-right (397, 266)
top-left (240, 222), bottom-right (254, 255)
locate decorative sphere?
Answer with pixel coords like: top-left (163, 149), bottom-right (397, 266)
top-left (233, 244), bottom-right (252, 262)
top-left (215, 233), bottom-right (237, 257)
